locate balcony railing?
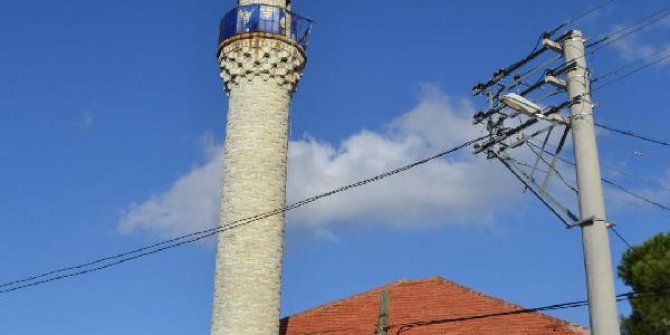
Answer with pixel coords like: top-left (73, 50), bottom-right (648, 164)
top-left (219, 4), bottom-right (314, 50)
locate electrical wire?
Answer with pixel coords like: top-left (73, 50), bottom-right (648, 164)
top-left (528, 141), bottom-right (670, 213)
top-left (599, 136), bottom-right (670, 165)
top-left (478, 4), bottom-right (669, 122)
top-left (530, 5), bottom-right (670, 88)
top-left (473, 1), bottom-right (629, 110)
top-left (595, 159), bottom-right (670, 195)
top-left (611, 226), bottom-right (635, 249)
top-left (597, 108), bottom-right (668, 138)
top-left (588, 5), bottom-right (670, 51)
top-left (546, 0), bottom-right (619, 37)
top-left (505, 55), bottom-right (563, 94)
top-left (503, 0), bottom-right (621, 90)
top-left (595, 123), bottom-right (670, 147)
top-left (602, 178), bottom-right (670, 212)
top-left (592, 47), bottom-right (670, 84)
top-left (0, 135), bottom-right (489, 295)
top-left (495, 153), bottom-right (572, 227)
top-left (389, 290), bottom-right (670, 335)
top-left (523, 142), bottom-right (655, 252)
top-left (593, 51), bottom-right (670, 92)
top-left (525, 143), bottom-right (578, 194)
top-left (0, 228), bottom-right (222, 290)
top-left (296, 289), bottom-right (669, 335)
top-left (392, 300), bottom-right (590, 334)
top-left (518, 142), bottom-right (659, 286)
top-left (586, 48), bottom-right (670, 140)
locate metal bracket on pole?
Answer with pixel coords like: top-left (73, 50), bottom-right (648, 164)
top-left (529, 126), bottom-right (555, 184)
top-left (543, 38), bottom-right (563, 53)
top-left (494, 152), bottom-right (579, 227)
top-left (567, 216), bottom-right (615, 229)
top-left (545, 75), bottom-right (567, 89)
top-left (540, 126), bottom-right (571, 192)
top-left (508, 125), bottom-right (554, 150)
top-left (474, 101), bottom-right (571, 154)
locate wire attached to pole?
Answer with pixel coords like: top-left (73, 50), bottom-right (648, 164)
top-left (595, 123), bottom-right (670, 147)
top-left (0, 135), bottom-right (490, 295)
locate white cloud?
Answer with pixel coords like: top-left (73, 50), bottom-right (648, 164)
top-left (612, 34), bottom-right (658, 63)
top-left (118, 86), bottom-right (521, 238)
top-left (619, 170), bottom-right (670, 208)
top-left (610, 23), bottom-right (670, 67)
top-left (118, 136), bottom-right (223, 236)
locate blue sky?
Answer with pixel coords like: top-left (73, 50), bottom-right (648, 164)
top-left (1, 0), bottom-right (669, 334)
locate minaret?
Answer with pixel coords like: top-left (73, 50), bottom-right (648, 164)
top-left (211, 1), bottom-right (311, 335)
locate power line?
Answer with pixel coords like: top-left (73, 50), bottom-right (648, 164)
top-left (592, 48), bottom-right (670, 84)
top-left (611, 226), bottom-right (635, 250)
top-left (536, 5), bottom-right (670, 85)
top-left (295, 290), bottom-right (668, 335)
top-left (528, 141), bottom-right (670, 213)
top-left (595, 159), bottom-right (670, 195)
top-left (392, 300), bottom-right (589, 334)
top-left (0, 135), bottom-right (489, 295)
top-left (597, 109), bottom-right (668, 138)
top-left (588, 5), bottom-right (670, 50)
top-left (505, 0), bottom-right (620, 88)
top-left (389, 290), bottom-right (669, 335)
top-left (0, 228), bottom-right (221, 290)
top-left (523, 142), bottom-right (646, 253)
top-left (480, 0), bottom-right (620, 94)
top-left (599, 136), bottom-right (670, 165)
top-left (602, 178), bottom-right (670, 212)
top-left (595, 123), bottom-right (670, 147)
top-left (587, 48), bottom-right (670, 137)
top-left (547, 0), bottom-right (619, 37)
top-left (520, 146), bottom-right (655, 284)
top-left (550, 5), bottom-right (670, 87)
top-left (593, 51), bottom-right (670, 92)
top-left (0, 228), bottom-right (222, 294)
top-left (495, 153), bottom-right (573, 227)
top-left (506, 55), bottom-right (563, 94)
top-left (524, 142), bottom-right (579, 194)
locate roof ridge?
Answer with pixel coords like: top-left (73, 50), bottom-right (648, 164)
top-left (283, 276), bottom-right (587, 332)
top-left (423, 277), bottom-right (582, 330)
top-left (282, 277), bottom-right (437, 319)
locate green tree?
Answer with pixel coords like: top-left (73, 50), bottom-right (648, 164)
top-left (618, 233), bottom-right (670, 335)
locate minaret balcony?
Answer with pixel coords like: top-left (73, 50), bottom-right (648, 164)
top-left (219, 4), bottom-right (314, 50)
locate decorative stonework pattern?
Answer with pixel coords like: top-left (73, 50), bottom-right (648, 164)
top-left (218, 37), bottom-right (306, 95)
top-left (211, 35), bottom-right (304, 335)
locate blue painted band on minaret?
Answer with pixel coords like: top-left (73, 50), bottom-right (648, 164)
top-left (219, 4), bottom-right (314, 49)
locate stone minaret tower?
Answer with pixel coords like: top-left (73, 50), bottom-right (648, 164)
top-left (211, 1), bottom-right (311, 334)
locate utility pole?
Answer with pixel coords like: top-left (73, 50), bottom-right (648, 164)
top-left (560, 30), bottom-right (620, 335)
top-left (471, 28), bottom-right (621, 335)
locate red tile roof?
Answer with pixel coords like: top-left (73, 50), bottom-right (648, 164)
top-left (280, 277), bottom-right (589, 335)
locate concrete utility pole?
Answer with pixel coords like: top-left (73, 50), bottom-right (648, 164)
top-left (472, 27), bottom-right (622, 335)
top-left (211, 1), bottom-right (312, 334)
top-left (561, 30), bottom-right (620, 335)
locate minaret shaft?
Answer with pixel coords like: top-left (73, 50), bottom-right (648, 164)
top-left (211, 1), bottom-right (308, 334)
top-left (212, 81), bottom-right (290, 335)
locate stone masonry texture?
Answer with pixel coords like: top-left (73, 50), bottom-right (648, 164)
top-left (210, 5), bottom-right (306, 335)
